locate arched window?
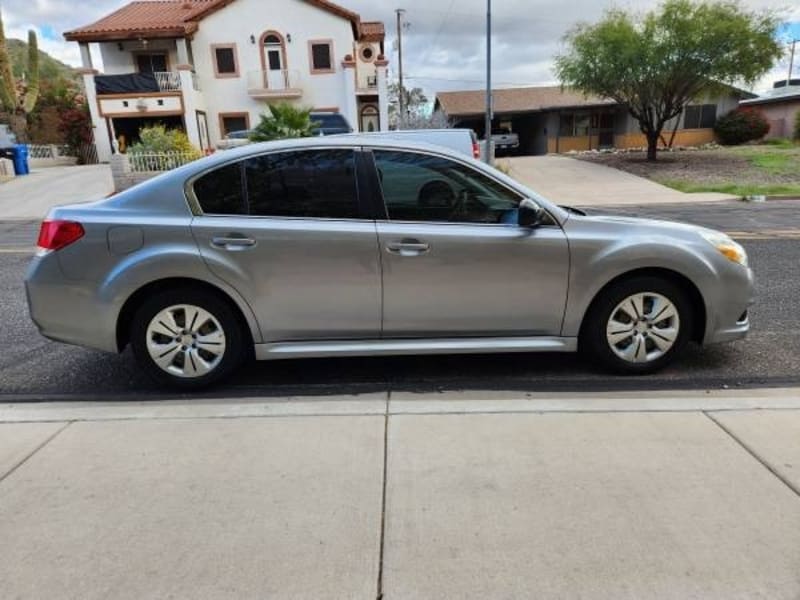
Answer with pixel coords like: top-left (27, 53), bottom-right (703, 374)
top-left (260, 31), bottom-right (288, 88)
top-left (360, 105), bottom-right (379, 132)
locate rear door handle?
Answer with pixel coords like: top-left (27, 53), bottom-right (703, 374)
top-left (386, 239), bottom-right (430, 256)
top-left (211, 235), bottom-right (257, 250)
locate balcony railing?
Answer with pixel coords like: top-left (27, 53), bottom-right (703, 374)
top-left (247, 69), bottom-right (302, 99)
top-left (154, 71), bottom-right (181, 92)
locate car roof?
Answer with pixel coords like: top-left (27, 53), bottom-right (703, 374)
top-left (200, 135), bottom-right (466, 165)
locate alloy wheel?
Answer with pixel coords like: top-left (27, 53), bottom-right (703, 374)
top-left (606, 292), bottom-right (680, 364)
top-left (145, 304), bottom-right (227, 378)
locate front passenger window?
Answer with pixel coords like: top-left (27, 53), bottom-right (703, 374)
top-left (373, 150), bottom-right (522, 224)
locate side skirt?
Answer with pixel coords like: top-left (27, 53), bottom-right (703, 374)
top-left (254, 336), bottom-right (578, 361)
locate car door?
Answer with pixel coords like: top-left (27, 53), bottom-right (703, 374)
top-left (190, 148), bottom-right (381, 342)
top-left (369, 148), bottom-right (570, 337)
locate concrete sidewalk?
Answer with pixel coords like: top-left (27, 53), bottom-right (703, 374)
top-left (0, 165), bottom-right (113, 220)
top-left (1, 389), bottom-right (799, 599)
top-left (507, 155), bottom-right (738, 207)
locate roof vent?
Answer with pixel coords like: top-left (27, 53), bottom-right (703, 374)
top-left (181, 1), bottom-right (193, 9)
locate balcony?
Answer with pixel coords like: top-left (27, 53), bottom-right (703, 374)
top-left (247, 69), bottom-right (302, 99)
top-left (94, 71), bottom-right (201, 95)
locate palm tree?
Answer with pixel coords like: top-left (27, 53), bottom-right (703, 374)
top-left (250, 103), bottom-right (317, 141)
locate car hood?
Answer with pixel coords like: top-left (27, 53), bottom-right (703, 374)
top-left (572, 213), bottom-right (725, 239)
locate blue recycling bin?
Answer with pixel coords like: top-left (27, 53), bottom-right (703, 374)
top-left (12, 144), bottom-right (29, 176)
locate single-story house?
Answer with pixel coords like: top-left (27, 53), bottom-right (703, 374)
top-left (434, 85), bottom-right (754, 156)
top-left (739, 79), bottom-right (800, 140)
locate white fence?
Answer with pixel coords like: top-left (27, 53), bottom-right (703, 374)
top-left (112, 151), bottom-right (202, 192)
top-left (28, 144), bottom-right (72, 159)
top-left (27, 143), bottom-right (98, 166)
top-left (127, 151), bottom-right (200, 173)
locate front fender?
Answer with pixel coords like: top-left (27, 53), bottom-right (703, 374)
top-left (562, 231), bottom-right (718, 338)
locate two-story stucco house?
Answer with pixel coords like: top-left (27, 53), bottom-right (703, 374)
top-left (64, 0), bottom-right (389, 162)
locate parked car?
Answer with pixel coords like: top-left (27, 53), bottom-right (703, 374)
top-left (357, 128), bottom-right (480, 159)
top-left (26, 136), bottom-right (753, 388)
top-left (489, 127), bottom-right (520, 154)
top-left (215, 129), bottom-right (254, 151)
top-left (310, 112), bottom-right (353, 136)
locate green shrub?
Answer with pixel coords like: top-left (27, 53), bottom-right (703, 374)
top-left (714, 108), bottom-right (770, 145)
top-left (129, 124), bottom-right (201, 157)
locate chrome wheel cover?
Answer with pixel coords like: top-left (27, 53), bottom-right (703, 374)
top-left (145, 304), bottom-right (226, 378)
top-left (606, 292), bottom-right (680, 364)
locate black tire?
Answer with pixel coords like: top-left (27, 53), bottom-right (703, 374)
top-left (130, 287), bottom-right (247, 389)
top-left (580, 276), bottom-right (693, 374)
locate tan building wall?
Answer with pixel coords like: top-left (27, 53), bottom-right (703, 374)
top-left (547, 128), bottom-right (716, 153)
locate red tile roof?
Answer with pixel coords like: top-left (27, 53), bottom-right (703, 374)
top-left (64, 0), bottom-right (384, 42)
top-left (358, 21), bottom-right (385, 42)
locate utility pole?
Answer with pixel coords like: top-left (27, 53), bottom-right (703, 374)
top-left (396, 8), bottom-right (406, 129)
top-left (484, 0), bottom-right (493, 164)
top-left (788, 39), bottom-right (797, 87)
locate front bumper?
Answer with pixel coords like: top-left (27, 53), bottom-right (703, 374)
top-left (703, 265), bottom-right (754, 345)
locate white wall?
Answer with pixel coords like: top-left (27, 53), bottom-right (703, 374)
top-left (98, 40), bottom-right (180, 75)
top-left (355, 41), bottom-right (381, 90)
top-left (191, 0), bottom-right (360, 143)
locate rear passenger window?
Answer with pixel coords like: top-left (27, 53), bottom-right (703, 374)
top-left (193, 162), bottom-right (246, 215)
top-left (244, 149), bottom-right (359, 219)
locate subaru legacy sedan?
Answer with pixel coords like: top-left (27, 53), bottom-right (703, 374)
top-left (26, 137), bottom-right (753, 388)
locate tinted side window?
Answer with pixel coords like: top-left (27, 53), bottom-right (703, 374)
top-left (373, 150), bottom-right (521, 224)
top-left (244, 149), bottom-right (359, 219)
top-left (193, 162), bottom-right (245, 215)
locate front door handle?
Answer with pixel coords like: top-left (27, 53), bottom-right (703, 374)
top-left (386, 238), bottom-right (430, 256)
top-left (211, 235), bottom-right (257, 251)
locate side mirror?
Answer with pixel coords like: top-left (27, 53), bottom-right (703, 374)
top-left (518, 199), bottom-right (545, 228)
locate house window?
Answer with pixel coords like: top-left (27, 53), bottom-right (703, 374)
top-left (136, 53), bottom-right (168, 74)
top-left (360, 45), bottom-right (375, 62)
top-left (683, 104), bottom-right (717, 129)
top-left (219, 113), bottom-right (250, 137)
top-left (309, 40), bottom-right (334, 74)
top-left (559, 112), bottom-right (590, 137)
top-left (212, 44), bottom-right (239, 78)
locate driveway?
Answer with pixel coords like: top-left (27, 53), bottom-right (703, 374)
top-left (0, 165), bottom-right (113, 220)
top-left (507, 155), bottom-right (737, 207)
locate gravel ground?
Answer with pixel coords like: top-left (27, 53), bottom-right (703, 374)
top-left (574, 146), bottom-right (800, 188)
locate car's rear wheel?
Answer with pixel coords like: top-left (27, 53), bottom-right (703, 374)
top-left (581, 276), bottom-right (693, 374)
top-left (130, 288), bottom-right (246, 388)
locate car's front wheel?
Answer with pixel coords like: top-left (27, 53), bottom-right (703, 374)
top-left (581, 276), bottom-right (693, 374)
top-left (130, 288), bottom-right (246, 388)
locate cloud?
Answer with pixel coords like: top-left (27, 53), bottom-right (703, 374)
top-left (1, 0), bottom-right (796, 95)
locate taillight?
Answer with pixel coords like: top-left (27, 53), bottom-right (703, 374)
top-left (36, 220), bottom-right (85, 252)
top-left (472, 142), bottom-right (481, 159)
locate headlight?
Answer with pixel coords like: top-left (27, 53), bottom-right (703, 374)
top-left (700, 230), bottom-right (748, 267)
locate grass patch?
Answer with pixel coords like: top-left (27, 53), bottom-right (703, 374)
top-left (656, 178), bottom-right (800, 197)
top-left (730, 143), bottom-right (800, 176)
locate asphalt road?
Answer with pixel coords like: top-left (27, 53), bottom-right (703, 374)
top-left (1, 201), bottom-right (799, 401)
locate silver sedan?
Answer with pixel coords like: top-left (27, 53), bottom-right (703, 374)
top-left (25, 137), bottom-right (753, 388)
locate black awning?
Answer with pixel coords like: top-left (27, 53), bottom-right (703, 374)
top-left (95, 73), bottom-right (160, 94)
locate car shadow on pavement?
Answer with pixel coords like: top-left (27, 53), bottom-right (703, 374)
top-left (0, 340), bottom-right (754, 402)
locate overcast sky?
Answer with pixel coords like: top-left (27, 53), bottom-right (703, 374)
top-left (2, 0), bottom-right (799, 98)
